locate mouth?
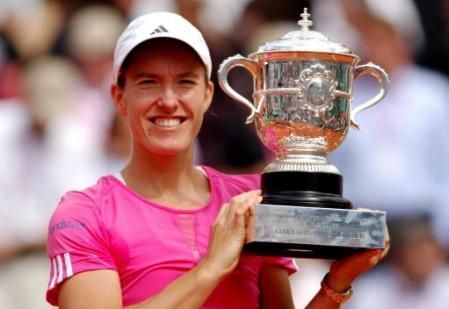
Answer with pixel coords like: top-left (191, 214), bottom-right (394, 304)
top-left (148, 116), bottom-right (187, 128)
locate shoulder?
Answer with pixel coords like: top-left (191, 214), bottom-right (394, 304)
top-left (46, 175), bottom-right (122, 306)
top-left (55, 175), bottom-right (120, 209)
top-left (49, 175), bottom-right (121, 230)
top-left (202, 166), bottom-right (260, 192)
top-left (47, 175), bottom-right (125, 258)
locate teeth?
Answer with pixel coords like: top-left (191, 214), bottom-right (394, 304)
top-left (153, 118), bottom-right (181, 128)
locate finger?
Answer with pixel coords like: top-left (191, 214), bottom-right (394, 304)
top-left (223, 191), bottom-right (262, 234)
top-left (246, 189), bottom-right (262, 196)
top-left (232, 195), bottom-right (255, 225)
top-left (380, 224), bottom-right (391, 259)
top-left (241, 194), bottom-right (261, 217)
top-left (215, 202), bottom-right (230, 225)
top-left (243, 195), bottom-right (261, 242)
top-left (234, 206), bottom-right (246, 233)
top-left (380, 225), bottom-right (391, 259)
top-left (229, 194), bottom-right (259, 233)
top-left (228, 191), bottom-right (259, 218)
top-left (384, 224), bottom-right (390, 244)
top-left (225, 198), bottom-right (240, 223)
top-left (243, 195), bottom-right (261, 237)
top-left (245, 209), bottom-right (255, 243)
top-left (380, 242), bottom-right (390, 260)
top-left (248, 195), bottom-right (262, 216)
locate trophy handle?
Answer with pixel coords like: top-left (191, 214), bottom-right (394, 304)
top-left (350, 62), bottom-right (390, 129)
top-left (218, 54), bottom-right (263, 124)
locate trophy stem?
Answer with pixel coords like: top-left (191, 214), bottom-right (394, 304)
top-left (263, 152), bottom-right (340, 174)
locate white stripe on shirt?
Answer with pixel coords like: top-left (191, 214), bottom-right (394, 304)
top-left (56, 255), bottom-right (64, 283)
top-left (64, 252), bottom-right (73, 277)
top-left (49, 257), bottom-right (57, 289)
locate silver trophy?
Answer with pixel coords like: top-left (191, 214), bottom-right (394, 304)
top-left (218, 9), bottom-right (389, 259)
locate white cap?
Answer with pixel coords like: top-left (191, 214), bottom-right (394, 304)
top-left (112, 11), bottom-right (212, 84)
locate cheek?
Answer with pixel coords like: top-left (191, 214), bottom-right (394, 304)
top-left (124, 90), bottom-right (153, 116)
top-left (126, 114), bottom-right (142, 139)
top-left (124, 101), bottom-right (146, 135)
top-left (192, 110), bottom-right (207, 137)
top-left (186, 90), bottom-right (211, 114)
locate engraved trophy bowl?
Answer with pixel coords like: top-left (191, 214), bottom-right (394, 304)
top-left (218, 9), bottom-right (389, 259)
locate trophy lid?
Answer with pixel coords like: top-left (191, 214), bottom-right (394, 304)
top-left (257, 8), bottom-right (352, 54)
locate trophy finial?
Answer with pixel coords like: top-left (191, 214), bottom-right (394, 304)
top-left (298, 8), bottom-right (313, 31)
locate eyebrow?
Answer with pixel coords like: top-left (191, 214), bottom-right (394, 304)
top-left (135, 72), bottom-right (158, 79)
top-left (134, 71), bottom-right (200, 79)
top-left (177, 72), bottom-right (201, 79)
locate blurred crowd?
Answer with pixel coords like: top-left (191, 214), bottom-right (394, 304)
top-left (0, 0), bottom-right (448, 308)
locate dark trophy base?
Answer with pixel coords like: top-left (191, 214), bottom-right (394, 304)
top-left (244, 171), bottom-right (386, 259)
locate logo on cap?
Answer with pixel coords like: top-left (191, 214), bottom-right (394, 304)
top-left (150, 25), bottom-right (168, 35)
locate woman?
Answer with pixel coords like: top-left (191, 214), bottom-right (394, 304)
top-left (46, 12), bottom-right (388, 308)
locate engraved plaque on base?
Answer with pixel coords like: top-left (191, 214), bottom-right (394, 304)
top-left (246, 204), bottom-right (386, 259)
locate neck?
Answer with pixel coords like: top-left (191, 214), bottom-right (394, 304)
top-left (121, 142), bottom-right (209, 208)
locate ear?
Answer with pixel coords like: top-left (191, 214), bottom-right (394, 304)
top-left (110, 84), bottom-right (128, 117)
top-left (202, 81), bottom-right (214, 113)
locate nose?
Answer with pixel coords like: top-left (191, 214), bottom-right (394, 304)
top-left (157, 86), bottom-right (178, 111)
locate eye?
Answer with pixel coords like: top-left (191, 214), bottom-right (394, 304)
top-left (138, 79), bottom-right (157, 86)
top-left (179, 79), bottom-right (197, 86)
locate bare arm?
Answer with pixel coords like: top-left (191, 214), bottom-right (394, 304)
top-left (59, 270), bottom-right (123, 309)
top-left (259, 265), bottom-right (295, 309)
top-left (58, 190), bottom-right (262, 309)
top-left (307, 243), bottom-right (390, 308)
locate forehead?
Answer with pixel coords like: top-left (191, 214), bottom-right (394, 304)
top-left (122, 39), bottom-right (205, 73)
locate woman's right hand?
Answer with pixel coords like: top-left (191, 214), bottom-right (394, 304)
top-left (202, 190), bottom-right (262, 279)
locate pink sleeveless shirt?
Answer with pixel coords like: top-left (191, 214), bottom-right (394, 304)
top-left (46, 166), bottom-right (297, 307)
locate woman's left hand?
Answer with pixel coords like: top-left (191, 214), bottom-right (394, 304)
top-left (325, 227), bottom-right (390, 292)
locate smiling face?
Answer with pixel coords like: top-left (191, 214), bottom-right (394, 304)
top-left (111, 39), bottom-right (213, 157)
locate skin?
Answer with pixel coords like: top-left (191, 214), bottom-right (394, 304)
top-left (57, 39), bottom-right (389, 309)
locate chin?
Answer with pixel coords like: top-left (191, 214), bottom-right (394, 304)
top-left (136, 133), bottom-right (195, 156)
top-left (153, 149), bottom-right (185, 156)
top-left (146, 143), bottom-right (192, 156)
